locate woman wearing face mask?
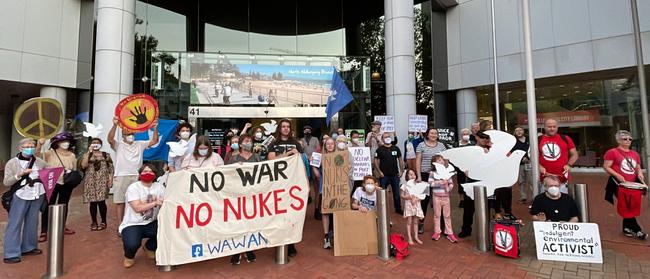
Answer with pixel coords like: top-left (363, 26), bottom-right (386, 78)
top-left (168, 122), bottom-right (193, 172)
top-left (252, 127), bottom-right (269, 160)
top-left (37, 132), bottom-right (78, 242)
top-left (224, 135), bottom-right (240, 164)
top-left (458, 128), bottom-right (472, 147)
top-left (2, 138), bottom-right (47, 264)
top-left (225, 134), bottom-right (261, 265)
top-left (80, 138), bottom-right (114, 231)
top-left (182, 136), bottom-right (224, 169)
top-left (119, 164), bottom-right (164, 268)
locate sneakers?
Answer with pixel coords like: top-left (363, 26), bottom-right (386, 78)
top-left (323, 235), bottom-right (332, 249)
top-left (635, 231), bottom-right (648, 240)
top-left (230, 254), bottom-right (241, 265)
top-left (245, 251), bottom-right (256, 263)
top-left (431, 232), bottom-right (441, 241)
top-left (418, 223), bottom-right (424, 235)
top-left (458, 231), bottom-right (471, 238)
top-left (123, 258), bottom-right (135, 268)
top-left (624, 228), bottom-right (636, 237)
top-left (447, 234), bottom-right (459, 243)
top-left (142, 245), bottom-right (155, 259)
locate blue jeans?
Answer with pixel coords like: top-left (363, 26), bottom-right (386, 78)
top-left (380, 175), bottom-right (402, 212)
top-left (3, 193), bottom-right (44, 259)
top-left (122, 221), bottom-right (157, 259)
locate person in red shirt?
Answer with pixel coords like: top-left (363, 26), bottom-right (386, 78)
top-left (538, 118), bottom-right (579, 194)
top-left (603, 130), bottom-right (647, 240)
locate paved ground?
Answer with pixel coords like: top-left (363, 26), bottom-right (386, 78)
top-left (2, 173), bottom-right (650, 278)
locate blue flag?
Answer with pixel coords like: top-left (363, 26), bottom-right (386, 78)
top-left (325, 68), bottom-right (354, 126)
top-left (134, 119), bottom-right (179, 161)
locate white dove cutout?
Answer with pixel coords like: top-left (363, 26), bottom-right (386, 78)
top-left (440, 130), bottom-right (526, 200)
top-left (82, 122), bottom-right (103, 138)
top-left (261, 120), bottom-right (278, 135)
top-left (405, 179), bottom-right (430, 200)
top-left (432, 163), bottom-right (456, 180)
top-left (166, 134), bottom-right (196, 158)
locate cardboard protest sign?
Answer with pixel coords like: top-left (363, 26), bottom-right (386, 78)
top-left (310, 152), bottom-right (322, 167)
top-left (533, 222), bottom-right (602, 263)
top-left (333, 210), bottom-right (378, 256)
top-left (13, 97), bottom-right (63, 139)
top-left (156, 155), bottom-right (309, 266)
top-left (408, 115), bottom-right (428, 132)
top-left (436, 127), bottom-right (457, 146)
top-left (115, 94), bottom-right (159, 133)
top-left (321, 151), bottom-right (351, 213)
top-left (38, 167), bottom-right (65, 202)
top-left (348, 147), bottom-right (372, 181)
top-left (374, 115), bottom-right (395, 133)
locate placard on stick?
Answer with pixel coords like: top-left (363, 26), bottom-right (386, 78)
top-left (408, 114), bottom-right (428, 132)
top-left (374, 115), bottom-right (395, 133)
top-left (321, 151), bottom-right (351, 213)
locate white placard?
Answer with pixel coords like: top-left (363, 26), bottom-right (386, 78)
top-left (374, 115), bottom-right (395, 133)
top-left (408, 115), bottom-right (428, 132)
top-left (533, 222), bottom-right (602, 264)
top-left (310, 152), bottom-right (322, 167)
top-left (349, 147), bottom-right (372, 181)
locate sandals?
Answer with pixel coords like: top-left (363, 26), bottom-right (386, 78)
top-left (38, 233), bottom-right (47, 243)
top-left (91, 223), bottom-right (98, 231)
top-left (98, 223), bottom-right (107, 231)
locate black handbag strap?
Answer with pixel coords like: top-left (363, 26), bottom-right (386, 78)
top-left (53, 150), bottom-right (70, 171)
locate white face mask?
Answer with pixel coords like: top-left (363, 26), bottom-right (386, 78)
top-left (59, 142), bottom-right (70, 150)
top-left (383, 138), bottom-right (392, 144)
top-left (255, 132), bottom-right (263, 139)
top-left (124, 135), bottom-right (135, 143)
top-left (364, 184), bottom-right (375, 193)
top-left (547, 186), bottom-right (560, 197)
top-left (180, 131), bottom-right (191, 139)
top-left (462, 135), bottom-right (470, 141)
top-left (90, 143), bottom-right (101, 150)
top-left (337, 142), bottom-right (347, 150)
top-left (198, 149), bottom-right (209, 157)
top-left (352, 138), bottom-right (360, 144)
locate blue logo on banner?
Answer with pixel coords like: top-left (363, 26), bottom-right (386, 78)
top-left (192, 244), bottom-right (203, 258)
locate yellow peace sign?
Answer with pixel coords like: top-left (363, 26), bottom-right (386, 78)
top-left (13, 97), bottom-right (64, 139)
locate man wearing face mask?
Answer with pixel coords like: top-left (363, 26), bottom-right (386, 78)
top-left (108, 116), bottom-right (159, 235)
top-left (300, 126), bottom-right (320, 206)
top-left (458, 128), bottom-right (472, 147)
top-left (530, 175), bottom-right (579, 223)
top-left (374, 132), bottom-right (405, 214)
top-left (348, 130), bottom-right (363, 147)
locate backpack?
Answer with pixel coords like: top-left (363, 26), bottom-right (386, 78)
top-left (389, 233), bottom-right (410, 260)
top-left (2, 157), bottom-right (37, 212)
top-left (538, 134), bottom-right (570, 146)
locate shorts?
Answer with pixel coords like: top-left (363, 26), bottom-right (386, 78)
top-left (113, 175), bottom-right (138, 203)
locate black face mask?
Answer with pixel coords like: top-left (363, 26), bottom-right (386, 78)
top-left (304, 132), bottom-right (311, 137)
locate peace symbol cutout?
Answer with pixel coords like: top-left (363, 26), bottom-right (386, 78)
top-left (114, 94), bottom-right (159, 133)
top-left (13, 97), bottom-right (63, 139)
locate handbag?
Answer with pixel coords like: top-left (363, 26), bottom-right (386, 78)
top-left (2, 157), bottom-right (37, 212)
top-left (54, 150), bottom-right (83, 187)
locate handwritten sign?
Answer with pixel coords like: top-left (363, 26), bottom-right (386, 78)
top-left (310, 152), bottom-right (322, 167)
top-left (321, 151), bottom-right (351, 213)
top-left (374, 115), bottom-right (395, 133)
top-left (349, 147), bottom-right (372, 181)
top-left (408, 115), bottom-right (428, 132)
top-left (436, 127), bottom-right (456, 146)
top-left (533, 222), bottom-right (602, 263)
top-left (156, 155), bottom-right (309, 265)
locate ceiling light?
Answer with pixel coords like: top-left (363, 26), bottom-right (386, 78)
top-left (574, 86), bottom-right (579, 89)
top-left (559, 85), bottom-right (565, 88)
top-left (249, 55), bottom-right (256, 59)
top-left (506, 91), bottom-right (512, 94)
top-left (587, 91), bottom-right (593, 94)
top-left (574, 90), bottom-right (580, 93)
top-left (540, 96), bottom-right (545, 99)
top-left (562, 94), bottom-right (568, 97)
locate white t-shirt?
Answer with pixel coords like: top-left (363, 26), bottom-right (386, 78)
top-left (118, 181), bottom-right (165, 233)
top-left (352, 187), bottom-right (377, 211)
top-left (114, 140), bottom-right (149, 177)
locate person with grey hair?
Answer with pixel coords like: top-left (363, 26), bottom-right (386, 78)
top-left (468, 122), bottom-right (480, 144)
top-left (603, 130), bottom-right (647, 240)
top-left (530, 175), bottom-right (579, 223)
top-left (3, 138), bottom-right (47, 264)
top-left (458, 128), bottom-right (471, 147)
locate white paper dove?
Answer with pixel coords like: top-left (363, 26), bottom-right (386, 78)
top-left (166, 134), bottom-right (197, 158)
top-left (406, 179), bottom-right (430, 200)
top-left (432, 163), bottom-right (456, 180)
top-left (82, 122), bottom-right (103, 138)
top-left (440, 130), bottom-right (526, 200)
top-left (261, 120), bottom-right (278, 135)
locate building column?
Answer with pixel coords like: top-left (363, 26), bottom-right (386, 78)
top-left (384, 0), bottom-right (416, 146)
top-left (456, 88), bottom-right (478, 131)
top-left (93, 0), bottom-right (135, 143)
top-left (40, 87), bottom-right (67, 133)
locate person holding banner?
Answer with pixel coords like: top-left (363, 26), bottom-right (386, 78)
top-left (530, 175), bottom-right (579, 223)
top-left (38, 132), bottom-right (79, 241)
top-left (374, 132), bottom-right (404, 215)
top-left (603, 130), bottom-right (648, 240)
top-left (182, 136), bottom-right (225, 169)
top-left (167, 122), bottom-right (193, 172)
top-left (267, 119), bottom-right (304, 257)
top-left (108, 116), bottom-right (159, 236)
top-left (3, 139), bottom-right (47, 264)
top-left (119, 164), bottom-right (164, 268)
top-left (415, 128), bottom-right (447, 234)
top-left (80, 138), bottom-right (114, 231)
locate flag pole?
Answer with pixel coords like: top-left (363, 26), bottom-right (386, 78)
top-left (490, 0), bottom-right (501, 130)
top-left (522, 0), bottom-right (540, 196)
top-left (631, 0), bottom-right (650, 187)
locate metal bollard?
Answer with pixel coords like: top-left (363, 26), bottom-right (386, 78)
top-left (158, 265), bottom-right (174, 272)
top-left (275, 245), bottom-right (289, 265)
top-left (574, 183), bottom-right (589, 223)
top-left (43, 204), bottom-right (66, 278)
top-left (376, 189), bottom-right (391, 260)
top-left (473, 186), bottom-right (490, 252)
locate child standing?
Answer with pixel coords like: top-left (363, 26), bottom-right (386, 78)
top-left (428, 155), bottom-right (458, 243)
top-left (401, 169), bottom-right (424, 244)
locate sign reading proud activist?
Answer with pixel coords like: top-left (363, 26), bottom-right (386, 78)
top-left (533, 222), bottom-right (602, 263)
top-left (349, 147), bottom-right (372, 181)
top-left (156, 155), bottom-right (309, 266)
top-left (321, 151), bottom-right (351, 213)
top-left (408, 115), bottom-right (427, 132)
top-left (374, 115), bottom-right (395, 133)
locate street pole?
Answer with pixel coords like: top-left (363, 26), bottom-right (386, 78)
top-left (490, 0), bottom-right (501, 130)
top-left (522, 0), bottom-right (540, 196)
top-left (631, 0), bottom-right (650, 188)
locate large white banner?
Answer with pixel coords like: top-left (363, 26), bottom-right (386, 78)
top-left (533, 222), bottom-right (603, 263)
top-left (156, 155), bottom-right (309, 265)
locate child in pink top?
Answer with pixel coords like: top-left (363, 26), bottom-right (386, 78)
top-left (428, 155), bottom-right (458, 243)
